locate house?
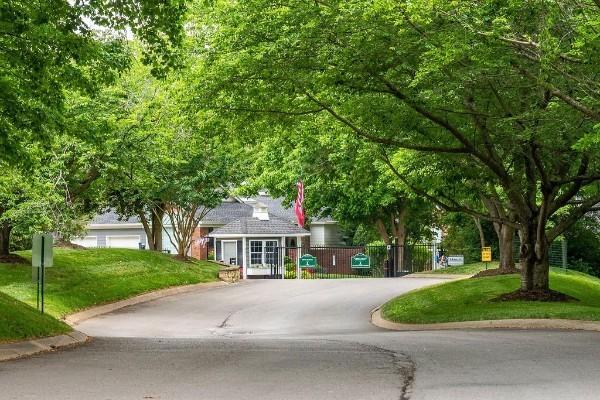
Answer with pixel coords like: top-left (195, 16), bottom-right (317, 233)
top-left (208, 203), bottom-right (311, 278)
top-left (72, 193), bottom-right (346, 261)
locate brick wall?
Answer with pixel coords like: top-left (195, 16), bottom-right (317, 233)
top-left (190, 227), bottom-right (213, 260)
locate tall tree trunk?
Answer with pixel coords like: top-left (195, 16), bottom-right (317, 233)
top-left (497, 224), bottom-right (515, 272)
top-left (392, 209), bottom-right (407, 274)
top-left (472, 216), bottom-right (486, 248)
top-left (139, 204), bottom-right (165, 251)
top-left (138, 212), bottom-right (155, 250)
top-left (375, 218), bottom-right (391, 245)
top-left (0, 222), bottom-right (11, 256)
top-left (151, 204), bottom-right (164, 252)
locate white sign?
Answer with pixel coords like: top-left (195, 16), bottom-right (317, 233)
top-left (447, 255), bottom-right (464, 266)
top-left (32, 234), bottom-right (54, 268)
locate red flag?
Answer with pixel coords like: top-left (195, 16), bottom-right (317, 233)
top-left (294, 180), bottom-right (305, 228)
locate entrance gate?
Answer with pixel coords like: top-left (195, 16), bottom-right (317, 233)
top-left (263, 244), bottom-right (439, 279)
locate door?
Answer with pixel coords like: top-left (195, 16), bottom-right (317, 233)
top-left (106, 235), bottom-right (141, 249)
top-left (222, 241), bottom-right (238, 265)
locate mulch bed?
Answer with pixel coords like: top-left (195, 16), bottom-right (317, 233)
top-left (495, 289), bottom-right (578, 302)
top-left (472, 267), bottom-right (520, 278)
top-left (0, 254), bottom-right (28, 264)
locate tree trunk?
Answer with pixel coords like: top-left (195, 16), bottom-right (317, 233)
top-left (498, 224), bottom-right (515, 272)
top-left (138, 212), bottom-right (155, 250)
top-left (375, 218), bottom-right (391, 245)
top-left (519, 221), bottom-right (550, 292)
top-left (0, 223), bottom-right (11, 256)
top-left (393, 210), bottom-right (407, 274)
top-left (151, 205), bottom-right (164, 252)
top-left (472, 216), bottom-right (486, 248)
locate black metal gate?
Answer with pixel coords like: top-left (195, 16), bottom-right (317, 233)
top-left (263, 244), bottom-right (438, 279)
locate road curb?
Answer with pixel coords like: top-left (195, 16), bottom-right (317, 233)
top-left (0, 330), bottom-right (89, 362)
top-left (403, 273), bottom-right (472, 280)
top-left (1, 281), bottom-right (233, 362)
top-left (65, 280), bottom-right (231, 325)
top-left (371, 307), bottom-right (600, 332)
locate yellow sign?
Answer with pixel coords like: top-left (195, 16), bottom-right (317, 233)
top-left (481, 247), bottom-right (492, 262)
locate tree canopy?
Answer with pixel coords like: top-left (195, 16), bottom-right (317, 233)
top-left (190, 0), bottom-right (600, 293)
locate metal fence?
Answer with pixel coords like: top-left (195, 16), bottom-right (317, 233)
top-left (254, 239), bottom-right (569, 280)
top-left (263, 244), bottom-right (445, 279)
top-left (512, 239), bottom-right (568, 268)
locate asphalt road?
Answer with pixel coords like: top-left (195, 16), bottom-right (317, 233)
top-left (2, 278), bottom-right (600, 400)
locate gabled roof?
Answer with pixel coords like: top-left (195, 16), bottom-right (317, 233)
top-left (209, 217), bottom-right (310, 237)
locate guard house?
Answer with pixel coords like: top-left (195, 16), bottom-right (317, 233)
top-left (208, 201), bottom-right (310, 278)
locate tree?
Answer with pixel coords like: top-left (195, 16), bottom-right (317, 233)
top-left (243, 121), bottom-right (435, 252)
top-left (161, 147), bottom-right (230, 258)
top-left (0, 0), bottom-right (185, 161)
top-left (192, 0), bottom-right (600, 296)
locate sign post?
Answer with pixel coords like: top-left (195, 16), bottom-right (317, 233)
top-left (32, 234), bottom-right (53, 314)
top-left (481, 246), bottom-right (492, 270)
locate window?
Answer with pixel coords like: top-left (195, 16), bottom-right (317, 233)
top-left (250, 240), bottom-right (263, 266)
top-left (265, 241), bottom-right (278, 265)
top-left (249, 240), bottom-right (278, 267)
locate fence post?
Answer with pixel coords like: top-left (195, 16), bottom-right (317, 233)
top-left (432, 241), bottom-right (438, 271)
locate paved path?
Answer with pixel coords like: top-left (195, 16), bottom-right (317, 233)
top-left (2, 278), bottom-right (600, 400)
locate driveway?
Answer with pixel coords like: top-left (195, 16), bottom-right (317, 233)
top-left (2, 278), bottom-right (600, 400)
top-left (76, 278), bottom-right (443, 337)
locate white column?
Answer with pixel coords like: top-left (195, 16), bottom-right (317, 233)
top-left (242, 237), bottom-right (248, 279)
top-left (296, 236), bottom-right (302, 280)
top-left (281, 236), bottom-right (286, 279)
top-left (432, 241), bottom-right (437, 270)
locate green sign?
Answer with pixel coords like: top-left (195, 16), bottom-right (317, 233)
top-left (351, 253), bottom-right (370, 268)
top-left (299, 254), bottom-right (317, 268)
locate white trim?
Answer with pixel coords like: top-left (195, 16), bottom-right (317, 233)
top-left (210, 233), bottom-right (310, 239)
top-left (197, 221), bottom-right (226, 227)
top-left (280, 235), bottom-right (286, 280)
top-left (242, 238), bottom-right (247, 279)
top-left (296, 236), bottom-right (302, 280)
top-left (89, 223), bottom-right (144, 229)
top-left (247, 238), bottom-right (279, 273)
top-left (309, 220), bottom-right (338, 225)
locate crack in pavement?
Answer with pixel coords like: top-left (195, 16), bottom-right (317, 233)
top-left (217, 312), bottom-right (235, 329)
top-left (323, 339), bottom-right (416, 400)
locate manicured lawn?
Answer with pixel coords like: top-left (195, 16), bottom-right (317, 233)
top-left (0, 248), bottom-right (220, 318)
top-left (417, 261), bottom-right (497, 275)
top-left (382, 268), bottom-right (600, 324)
top-left (0, 291), bottom-right (71, 343)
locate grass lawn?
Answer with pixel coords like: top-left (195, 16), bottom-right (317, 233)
top-left (0, 291), bottom-right (71, 343)
top-left (382, 268), bottom-right (600, 324)
top-left (0, 248), bottom-right (220, 319)
top-left (417, 261), bottom-right (497, 275)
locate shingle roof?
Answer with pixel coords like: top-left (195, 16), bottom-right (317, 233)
top-left (91, 210), bottom-right (140, 224)
top-left (202, 201), bottom-right (253, 224)
top-left (90, 195), bottom-right (336, 227)
top-left (253, 195), bottom-right (296, 221)
top-left (209, 217), bottom-right (310, 236)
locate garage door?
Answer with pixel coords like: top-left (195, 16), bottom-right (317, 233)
top-left (106, 235), bottom-right (141, 249)
top-left (71, 236), bottom-right (97, 248)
